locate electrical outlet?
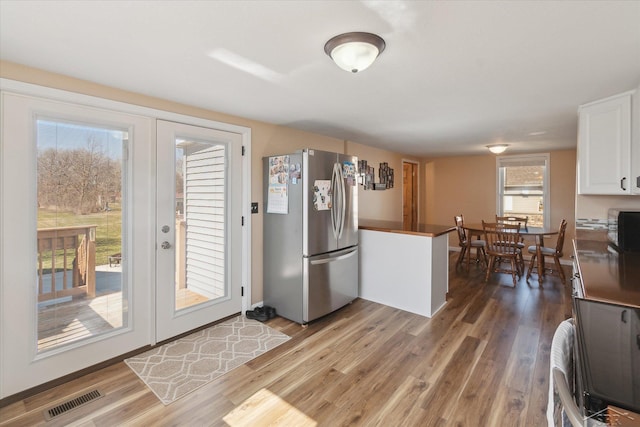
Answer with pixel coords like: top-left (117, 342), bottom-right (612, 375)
top-left (251, 202), bottom-right (259, 214)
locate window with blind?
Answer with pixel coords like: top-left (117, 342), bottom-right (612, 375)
top-left (496, 154), bottom-right (550, 228)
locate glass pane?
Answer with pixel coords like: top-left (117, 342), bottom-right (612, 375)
top-left (502, 165), bottom-right (545, 227)
top-left (36, 119), bottom-right (126, 352)
top-left (175, 138), bottom-right (226, 311)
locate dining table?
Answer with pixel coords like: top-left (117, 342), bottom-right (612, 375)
top-left (462, 223), bottom-right (559, 285)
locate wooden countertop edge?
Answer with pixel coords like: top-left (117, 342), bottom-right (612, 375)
top-left (580, 294), bottom-right (640, 309)
top-left (359, 225), bottom-right (456, 238)
top-left (572, 239), bottom-right (587, 299)
top-left (572, 239), bottom-right (640, 309)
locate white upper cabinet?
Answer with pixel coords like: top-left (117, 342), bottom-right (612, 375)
top-left (632, 85), bottom-right (640, 195)
top-left (577, 91), bottom-right (634, 195)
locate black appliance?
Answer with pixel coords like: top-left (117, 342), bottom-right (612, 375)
top-left (608, 209), bottom-right (640, 252)
top-left (573, 298), bottom-right (640, 418)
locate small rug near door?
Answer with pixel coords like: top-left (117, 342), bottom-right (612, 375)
top-left (125, 315), bottom-right (290, 405)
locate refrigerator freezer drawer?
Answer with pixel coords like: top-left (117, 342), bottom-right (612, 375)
top-left (303, 246), bottom-right (359, 323)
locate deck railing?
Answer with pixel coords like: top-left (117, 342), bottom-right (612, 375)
top-left (37, 225), bottom-right (97, 302)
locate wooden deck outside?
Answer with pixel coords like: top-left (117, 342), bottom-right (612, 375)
top-left (37, 221), bottom-right (213, 351)
top-left (38, 279), bottom-right (210, 352)
top-left (38, 290), bottom-right (123, 351)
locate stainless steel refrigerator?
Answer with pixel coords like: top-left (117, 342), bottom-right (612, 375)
top-left (263, 149), bottom-right (358, 324)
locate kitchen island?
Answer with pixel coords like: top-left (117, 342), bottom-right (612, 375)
top-left (358, 220), bottom-right (455, 318)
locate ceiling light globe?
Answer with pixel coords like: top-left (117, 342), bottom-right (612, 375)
top-left (487, 144), bottom-right (509, 154)
top-left (330, 42), bottom-right (380, 73)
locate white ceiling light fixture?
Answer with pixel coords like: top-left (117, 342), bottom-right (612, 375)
top-left (487, 144), bottom-right (509, 154)
top-left (324, 32), bottom-right (386, 73)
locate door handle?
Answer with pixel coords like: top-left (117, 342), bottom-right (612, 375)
top-left (338, 164), bottom-right (346, 239)
top-left (310, 248), bottom-right (358, 265)
top-left (161, 241), bottom-right (172, 249)
top-left (330, 163), bottom-right (340, 240)
top-left (621, 177), bottom-right (627, 191)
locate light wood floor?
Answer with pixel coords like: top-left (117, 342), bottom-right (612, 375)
top-left (0, 252), bottom-right (571, 426)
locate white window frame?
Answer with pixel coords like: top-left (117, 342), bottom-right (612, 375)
top-left (496, 153), bottom-right (550, 229)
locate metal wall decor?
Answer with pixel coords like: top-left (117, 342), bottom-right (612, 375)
top-left (357, 159), bottom-right (393, 190)
top-left (358, 159), bottom-right (375, 190)
top-left (379, 162), bottom-right (394, 189)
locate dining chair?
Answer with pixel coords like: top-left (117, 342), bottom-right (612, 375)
top-left (526, 219), bottom-right (568, 284)
top-left (454, 215), bottom-right (487, 271)
top-left (482, 221), bottom-right (522, 287)
top-left (496, 215), bottom-right (528, 272)
top-left (495, 215), bottom-right (529, 231)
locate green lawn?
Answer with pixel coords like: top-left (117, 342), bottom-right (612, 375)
top-left (38, 204), bottom-right (122, 267)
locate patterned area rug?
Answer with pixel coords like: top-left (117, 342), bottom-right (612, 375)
top-left (125, 315), bottom-right (290, 405)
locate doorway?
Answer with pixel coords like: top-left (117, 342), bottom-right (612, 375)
top-left (402, 161), bottom-right (419, 231)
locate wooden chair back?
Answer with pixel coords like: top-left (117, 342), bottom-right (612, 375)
top-left (482, 221), bottom-right (521, 255)
top-left (454, 215), bottom-right (467, 245)
top-left (496, 215), bottom-right (529, 231)
top-left (554, 219), bottom-right (568, 256)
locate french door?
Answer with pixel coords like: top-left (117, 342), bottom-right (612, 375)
top-left (155, 120), bottom-right (242, 341)
top-left (0, 90), bottom-right (245, 398)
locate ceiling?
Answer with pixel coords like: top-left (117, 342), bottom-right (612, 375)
top-left (1, 1), bottom-right (639, 157)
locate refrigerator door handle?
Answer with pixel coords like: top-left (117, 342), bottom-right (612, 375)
top-left (331, 163), bottom-right (340, 240)
top-left (309, 247), bottom-right (358, 265)
top-left (338, 163), bottom-right (346, 239)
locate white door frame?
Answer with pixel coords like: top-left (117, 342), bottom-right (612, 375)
top-left (0, 79), bottom-right (251, 397)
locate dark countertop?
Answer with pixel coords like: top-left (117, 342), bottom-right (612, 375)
top-left (358, 220), bottom-right (455, 238)
top-left (573, 239), bottom-right (640, 308)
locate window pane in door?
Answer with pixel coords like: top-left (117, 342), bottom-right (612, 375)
top-left (36, 119), bottom-right (126, 352)
top-left (175, 139), bottom-right (227, 311)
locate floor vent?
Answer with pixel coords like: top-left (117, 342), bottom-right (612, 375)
top-left (43, 389), bottom-right (104, 421)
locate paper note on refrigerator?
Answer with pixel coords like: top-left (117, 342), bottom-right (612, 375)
top-left (312, 180), bottom-right (332, 211)
top-left (343, 161), bottom-right (356, 186)
top-left (267, 155), bottom-right (289, 214)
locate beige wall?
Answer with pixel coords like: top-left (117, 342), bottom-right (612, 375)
top-left (424, 149), bottom-right (577, 259)
top-left (345, 141), bottom-right (422, 223)
top-left (425, 154), bottom-right (497, 226)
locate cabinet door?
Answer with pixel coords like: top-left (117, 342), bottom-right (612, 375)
top-left (578, 302), bottom-right (634, 406)
top-left (632, 87), bottom-right (640, 195)
top-left (578, 93), bottom-right (632, 194)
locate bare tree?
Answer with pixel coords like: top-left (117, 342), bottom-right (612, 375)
top-left (37, 138), bottom-right (121, 214)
